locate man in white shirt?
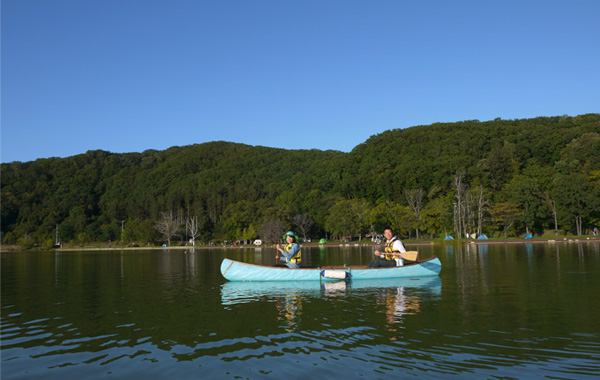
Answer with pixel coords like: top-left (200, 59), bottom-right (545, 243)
top-left (367, 228), bottom-right (406, 268)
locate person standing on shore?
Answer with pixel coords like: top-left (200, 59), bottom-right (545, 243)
top-left (367, 228), bottom-right (406, 268)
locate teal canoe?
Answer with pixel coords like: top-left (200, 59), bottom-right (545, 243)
top-left (220, 256), bottom-right (442, 282)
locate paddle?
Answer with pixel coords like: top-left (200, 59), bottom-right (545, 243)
top-left (377, 250), bottom-right (419, 262)
top-left (399, 251), bottom-right (419, 262)
top-left (275, 243), bottom-right (282, 266)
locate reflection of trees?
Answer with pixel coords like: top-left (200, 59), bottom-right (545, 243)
top-left (4, 250), bottom-right (217, 356)
top-left (448, 240), bottom-right (600, 337)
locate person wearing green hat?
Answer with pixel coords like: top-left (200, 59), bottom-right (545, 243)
top-left (276, 231), bottom-right (302, 268)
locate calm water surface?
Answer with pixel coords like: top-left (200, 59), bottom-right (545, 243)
top-left (2, 242), bottom-right (599, 379)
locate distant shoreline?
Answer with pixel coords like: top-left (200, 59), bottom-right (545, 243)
top-left (3, 236), bottom-right (599, 253)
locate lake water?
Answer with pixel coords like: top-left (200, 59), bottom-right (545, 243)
top-left (2, 242), bottom-right (599, 379)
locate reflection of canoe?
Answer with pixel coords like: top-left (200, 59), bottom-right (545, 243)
top-left (221, 276), bottom-right (442, 305)
top-left (349, 276), bottom-right (442, 291)
top-left (220, 256), bottom-right (442, 282)
top-left (320, 276), bottom-right (443, 298)
top-left (221, 281), bottom-right (322, 305)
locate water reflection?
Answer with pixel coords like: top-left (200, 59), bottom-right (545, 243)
top-left (3, 243), bottom-right (599, 380)
top-left (525, 243), bottom-right (533, 253)
top-left (221, 277), bottom-right (442, 333)
top-left (276, 293), bottom-right (303, 332)
top-left (220, 281), bottom-right (322, 306)
top-left (221, 281), bottom-right (322, 333)
top-left (221, 277), bottom-right (442, 305)
top-left (377, 286), bottom-right (420, 329)
top-left (478, 244), bottom-right (488, 255)
top-left (364, 278), bottom-right (442, 339)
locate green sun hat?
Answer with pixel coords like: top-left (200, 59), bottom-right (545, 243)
top-left (283, 231), bottom-right (300, 241)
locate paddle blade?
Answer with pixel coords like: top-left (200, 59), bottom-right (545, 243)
top-left (400, 251), bottom-right (419, 261)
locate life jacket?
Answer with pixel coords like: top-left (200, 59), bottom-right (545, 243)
top-left (284, 243), bottom-right (302, 264)
top-left (383, 237), bottom-right (400, 260)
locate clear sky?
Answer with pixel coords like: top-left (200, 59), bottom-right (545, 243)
top-left (2, 0), bottom-right (599, 163)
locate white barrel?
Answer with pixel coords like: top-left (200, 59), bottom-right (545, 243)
top-left (321, 270), bottom-right (349, 279)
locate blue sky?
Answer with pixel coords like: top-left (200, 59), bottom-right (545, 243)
top-left (2, 0), bottom-right (599, 163)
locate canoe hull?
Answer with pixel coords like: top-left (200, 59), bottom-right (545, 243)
top-left (220, 256), bottom-right (442, 282)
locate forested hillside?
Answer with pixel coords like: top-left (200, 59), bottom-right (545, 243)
top-left (2, 114), bottom-right (599, 247)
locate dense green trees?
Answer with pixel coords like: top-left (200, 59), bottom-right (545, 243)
top-left (2, 114), bottom-right (599, 247)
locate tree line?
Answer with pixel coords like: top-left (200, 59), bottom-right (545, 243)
top-left (2, 114), bottom-right (599, 248)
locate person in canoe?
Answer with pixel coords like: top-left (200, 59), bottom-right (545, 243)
top-left (367, 227), bottom-right (406, 268)
top-left (276, 231), bottom-right (302, 268)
